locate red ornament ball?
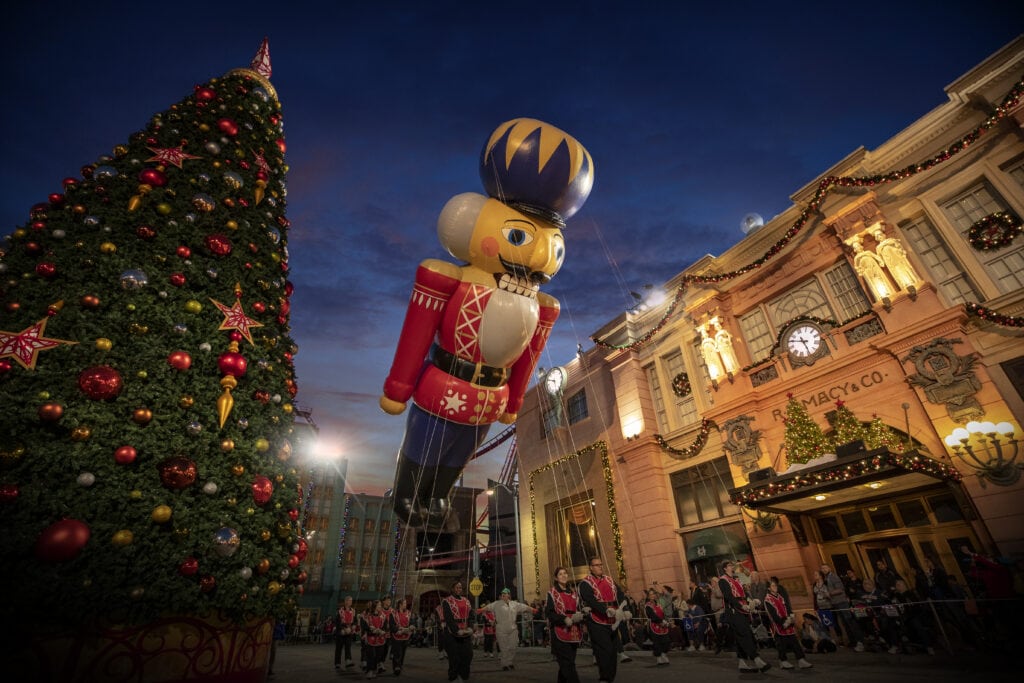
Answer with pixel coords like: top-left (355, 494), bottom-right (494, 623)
top-left (199, 574), bottom-right (217, 592)
top-left (62, 177), bottom-right (79, 189)
top-left (176, 245), bottom-right (192, 259)
top-left (168, 350), bottom-right (192, 371)
top-left (287, 508), bottom-right (299, 522)
top-left (38, 403), bottom-right (64, 422)
top-left (48, 192), bottom-right (66, 206)
top-left (136, 225), bottom-right (157, 240)
top-left (251, 475), bottom-right (274, 506)
top-left (35, 262), bottom-right (57, 278)
top-left (275, 138), bottom-right (286, 154)
top-left (296, 571), bottom-right (308, 584)
top-left (218, 352), bottom-right (247, 378)
top-left (294, 537), bottom-right (308, 561)
top-left (252, 389), bottom-right (270, 404)
top-left (0, 483), bottom-right (19, 504)
top-left (195, 86), bottom-right (216, 101)
top-left (78, 365), bottom-right (123, 400)
top-left (204, 234), bottom-right (233, 256)
top-left (287, 554), bottom-right (300, 569)
top-left (114, 445), bottom-right (138, 465)
top-left (217, 118), bottom-right (239, 136)
top-left (169, 272), bottom-right (186, 287)
top-left (138, 168), bottom-right (167, 187)
top-left (252, 301), bottom-right (266, 314)
top-left (0, 360), bottom-right (13, 374)
top-left (35, 518), bottom-right (90, 562)
top-left (157, 456), bottom-right (198, 490)
top-left (228, 330), bottom-right (243, 342)
top-left (179, 557), bottom-right (199, 576)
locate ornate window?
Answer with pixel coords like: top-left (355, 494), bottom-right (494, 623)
top-left (824, 261), bottom-right (870, 319)
top-left (942, 181), bottom-right (1024, 294)
top-left (900, 215), bottom-right (981, 305)
top-left (567, 390), bottom-right (589, 424)
top-left (554, 499), bottom-right (600, 570)
top-left (670, 457), bottom-right (740, 527)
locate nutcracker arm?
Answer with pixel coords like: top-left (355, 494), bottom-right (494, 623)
top-left (381, 259), bottom-right (461, 406)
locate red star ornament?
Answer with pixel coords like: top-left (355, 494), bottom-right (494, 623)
top-left (146, 145), bottom-right (201, 168)
top-left (210, 297), bottom-right (263, 345)
top-left (0, 318), bottom-right (76, 369)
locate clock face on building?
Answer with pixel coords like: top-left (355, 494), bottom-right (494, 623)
top-left (545, 366), bottom-right (567, 395)
top-left (786, 324), bottom-right (822, 358)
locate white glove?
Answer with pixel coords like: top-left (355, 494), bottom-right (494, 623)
top-left (582, 606), bottom-right (592, 615)
top-left (747, 598), bottom-right (760, 608)
top-left (571, 612), bottom-right (585, 624)
top-left (606, 608), bottom-right (617, 618)
top-left (783, 616), bottom-right (794, 628)
top-left (623, 611), bottom-right (632, 621)
top-left (458, 628), bottom-right (473, 637)
top-left (564, 616), bottom-right (573, 627)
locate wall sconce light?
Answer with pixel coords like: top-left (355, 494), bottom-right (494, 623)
top-left (621, 415), bottom-right (644, 442)
top-left (944, 421), bottom-right (1021, 487)
top-left (742, 508), bottom-right (780, 532)
top-left (813, 494), bottom-right (827, 501)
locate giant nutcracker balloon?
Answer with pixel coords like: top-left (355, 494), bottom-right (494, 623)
top-left (380, 119), bottom-right (594, 528)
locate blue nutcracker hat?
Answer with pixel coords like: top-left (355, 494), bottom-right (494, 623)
top-left (479, 118), bottom-right (594, 227)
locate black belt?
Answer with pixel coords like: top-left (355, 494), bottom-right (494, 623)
top-left (431, 345), bottom-right (508, 388)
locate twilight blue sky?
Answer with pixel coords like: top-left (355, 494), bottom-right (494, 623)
top-left (2, 2), bottom-right (1017, 494)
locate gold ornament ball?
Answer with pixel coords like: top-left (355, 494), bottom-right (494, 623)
top-left (174, 527), bottom-right (190, 539)
top-left (220, 439), bottom-right (234, 452)
top-left (282, 403), bottom-right (293, 415)
top-left (130, 587), bottom-right (145, 600)
top-left (260, 529), bottom-right (272, 541)
top-left (246, 507), bottom-right (255, 515)
top-left (152, 505), bottom-right (173, 523)
top-left (156, 203), bottom-right (172, 215)
top-left (274, 475), bottom-right (284, 484)
top-left (226, 220), bottom-right (238, 231)
top-left (70, 426), bottom-right (92, 442)
top-left (231, 464), bottom-right (245, 476)
top-left (137, 370), bottom-right (148, 379)
top-left (132, 407), bottom-right (153, 425)
top-left (184, 300), bottom-right (202, 313)
top-left (226, 497), bottom-right (237, 506)
top-left (13, 228), bottom-right (27, 239)
top-left (38, 391), bottom-right (50, 399)
top-left (179, 395), bottom-right (195, 409)
top-left (112, 529), bottom-right (134, 546)
top-left (113, 144), bottom-right (129, 157)
top-left (257, 558), bottom-right (271, 574)
top-left (276, 522), bottom-right (290, 538)
top-left (267, 581), bottom-right (282, 595)
top-left (130, 489), bottom-right (143, 499)
top-left (254, 438), bottom-right (269, 452)
top-left (99, 242), bottom-right (117, 254)
top-left (95, 338), bottom-right (113, 351)
top-left (199, 123), bottom-right (210, 132)
top-left (126, 303), bottom-right (136, 311)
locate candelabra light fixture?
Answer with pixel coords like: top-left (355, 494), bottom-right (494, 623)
top-left (944, 421), bottom-right (1021, 487)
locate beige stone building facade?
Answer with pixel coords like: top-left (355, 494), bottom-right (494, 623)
top-left (515, 38), bottom-right (1024, 611)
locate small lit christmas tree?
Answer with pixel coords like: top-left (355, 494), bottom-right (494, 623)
top-left (827, 399), bottom-right (867, 447)
top-left (782, 393), bottom-right (831, 465)
top-left (0, 40), bottom-right (304, 633)
top-left (865, 414), bottom-right (903, 452)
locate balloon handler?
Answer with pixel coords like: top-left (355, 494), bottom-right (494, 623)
top-left (380, 118), bottom-right (594, 529)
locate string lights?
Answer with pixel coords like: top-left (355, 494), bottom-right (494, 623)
top-left (593, 76), bottom-right (1024, 351)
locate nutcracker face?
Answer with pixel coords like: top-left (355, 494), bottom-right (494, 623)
top-left (440, 194), bottom-right (565, 290)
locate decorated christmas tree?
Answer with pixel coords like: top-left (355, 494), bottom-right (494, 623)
top-left (826, 399), bottom-right (867, 447)
top-left (0, 40), bottom-right (305, 632)
top-left (782, 393), bottom-right (831, 465)
top-left (865, 413), bottom-right (903, 452)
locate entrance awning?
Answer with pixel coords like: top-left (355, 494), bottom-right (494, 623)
top-left (728, 448), bottom-right (962, 514)
top-left (684, 527), bottom-right (749, 562)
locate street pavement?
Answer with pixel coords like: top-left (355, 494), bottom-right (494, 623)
top-left (269, 641), bottom-right (1013, 683)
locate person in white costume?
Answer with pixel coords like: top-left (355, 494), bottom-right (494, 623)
top-left (478, 588), bottom-right (535, 670)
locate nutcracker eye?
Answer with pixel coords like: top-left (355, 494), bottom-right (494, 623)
top-left (502, 226), bottom-right (533, 247)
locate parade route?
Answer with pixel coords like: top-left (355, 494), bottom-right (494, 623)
top-left (270, 642), bottom-right (1013, 683)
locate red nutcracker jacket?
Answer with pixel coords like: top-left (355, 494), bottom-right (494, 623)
top-left (579, 574), bottom-right (625, 626)
top-left (546, 585), bottom-right (582, 643)
top-left (443, 594), bottom-right (472, 637)
top-left (383, 263), bottom-right (559, 424)
top-left (364, 612), bottom-right (388, 647)
top-left (390, 609), bottom-right (413, 641)
top-left (764, 592), bottom-right (796, 637)
top-left (645, 600), bottom-right (670, 635)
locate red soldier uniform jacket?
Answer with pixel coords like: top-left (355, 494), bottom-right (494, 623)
top-left (391, 610), bottom-right (413, 641)
top-left (764, 592), bottom-right (796, 637)
top-left (548, 586), bottom-right (582, 643)
top-left (580, 574), bottom-right (621, 626)
top-left (443, 595), bottom-right (472, 637)
top-left (482, 611), bottom-right (496, 636)
top-left (335, 606), bottom-right (357, 635)
top-left (364, 613), bottom-right (387, 647)
top-left (719, 574), bottom-right (751, 613)
top-left (645, 600), bottom-right (669, 635)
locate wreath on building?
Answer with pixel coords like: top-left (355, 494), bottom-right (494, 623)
top-left (671, 372), bottom-right (692, 398)
top-left (967, 211), bottom-right (1022, 251)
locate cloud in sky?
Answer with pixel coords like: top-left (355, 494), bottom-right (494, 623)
top-left (2, 1), bottom-right (1017, 494)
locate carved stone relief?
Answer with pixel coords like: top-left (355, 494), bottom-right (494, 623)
top-left (904, 338), bottom-right (983, 423)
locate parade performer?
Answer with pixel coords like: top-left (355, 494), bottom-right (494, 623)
top-left (765, 578), bottom-right (813, 669)
top-left (389, 597), bottom-right (414, 675)
top-left (479, 587), bottom-right (535, 670)
top-left (546, 566), bottom-right (585, 683)
top-left (378, 594), bottom-right (394, 675)
top-left (362, 600), bottom-right (388, 680)
top-left (442, 580), bottom-right (474, 681)
top-left (380, 119), bottom-right (594, 528)
top-left (578, 556), bottom-right (629, 683)
top-left (479, 608), bottom-right (497, 658)
top-left (644, 588), bottom-right (672, 666)
top-left (718, 560), bottom-right (770, 673)
top-left (333, 595), bottom-right (358, 670)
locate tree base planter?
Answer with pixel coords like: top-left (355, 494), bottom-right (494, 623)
top-left (8, 615), bottom-right (271, 683)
